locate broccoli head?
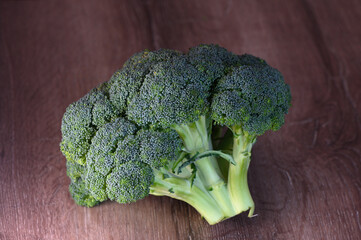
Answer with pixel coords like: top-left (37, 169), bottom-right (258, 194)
top-left (60, 44), bottom-right (291, 225)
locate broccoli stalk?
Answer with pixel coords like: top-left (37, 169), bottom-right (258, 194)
top-left (150, 168), bottom-right (226, 224)
top-left (228, 126), bottom-right (256, 215)
top-left (172, 116), bottom-right (235, 218)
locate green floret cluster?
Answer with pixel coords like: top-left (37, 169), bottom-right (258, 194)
top-left (60, 44), bottom-right (291, 225)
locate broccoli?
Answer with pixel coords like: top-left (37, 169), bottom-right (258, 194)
top-left (60, 44), bottom-right (291, 225)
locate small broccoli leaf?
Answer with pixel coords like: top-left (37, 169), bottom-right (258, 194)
top-left (189, 163), bottom-right (197, 187)
top-left (197, 150), bottom-right (236, 165)
top-left (177, 152), bottom-right (200, 174)
top-left (177, 150), bottom-right (235, 175)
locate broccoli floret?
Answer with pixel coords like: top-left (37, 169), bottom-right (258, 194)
top-left (69, 178), bottom-right (99, 207)
top-left (106, 161), bottom-right (153, 203)
top-left (212, 64), bottom-right (291, 135)
top-left (86, 118), bottom-right (138, 175)
top-left (188, 44), bottom-right (241, 79)
top-left (84, 118), bottom-right (142, 202)
top-left (109, 49), bottom-right (181, 113)
top-left (66, 160), bottom-right (85, 182)
top-left (66, 154), bottom-right (99, 207)
top-left (60, 83), bottom-right (119, 165)
top-left (60, 44), bottom-right (291, 225)
top-left (211, 61), bottom-right (291, 214)
top-left (137, 129), bottom-right (183, 169)
top-left (127, 55), bottom-right (210, 128)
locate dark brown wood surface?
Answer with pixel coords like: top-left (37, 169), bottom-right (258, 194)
top-left (1, 0), bottom-right (360, 239)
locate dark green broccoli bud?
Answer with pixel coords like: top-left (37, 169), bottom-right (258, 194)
top-left (69, 178), bottom-right (99, 207)
top-left (106, 161), bottom-right (153, 204)
top-left (86, 118), bottom-right (138, 176)
top-left (86, 85), bottom-right (120, 128)
top-left (66, 160), bottom-right (85, 182)
top-left (113, 135), bottom-right (140, 166)
top-left (188, 44), bottom-right (241, 79)
top-left (60, 98), bottom-right (94, 165)
top-left (91, 92), bottom-right (120, 127)
top-left (238, 54), bottom-right (267, 67)
top-left (127, 56), bottom-right (209, 128)
top-left (84, 118), bottom-right (139, 202)
top-left (212, 64), bottom-right (291, 136)
top-left (109, 49), bottom-right (181, 113)
top-left (108, 70), bottom-right (137, 112)
top-left (138, 129), bottom-right (182, 169)
top-left (66, 157), bottom-right (100, 206)
top-left (94, 81), bottom-right (113, 94)
top-left (60, 83), bottom-right (119, 165)
top-left (123, 49), bottom-right (182, 70)
top-left (85, 168), bottom-right (107, 202)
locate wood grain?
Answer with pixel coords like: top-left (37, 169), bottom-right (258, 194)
top-left (1, 0), bottom-right (360, 239)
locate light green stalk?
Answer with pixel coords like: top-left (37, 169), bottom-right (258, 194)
top-left (150, 170), bottom-right (225, 224)
top-left (228, 126), bottom-right (255, 216)
top-left (172, 116), bottom-right (235, 218)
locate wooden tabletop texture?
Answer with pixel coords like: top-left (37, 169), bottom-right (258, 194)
top-left (1, 0), bottom-right (361, 239)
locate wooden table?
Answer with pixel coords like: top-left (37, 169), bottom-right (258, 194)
top-left (1, 0), bottom-right (360, 239)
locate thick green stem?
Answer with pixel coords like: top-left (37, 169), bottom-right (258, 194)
top-left (228, 127), bottom-right (255, 216)
top-left (149, 171), bottom-right (225, 224)
top-left (172, 116), bottom-right (235, 217)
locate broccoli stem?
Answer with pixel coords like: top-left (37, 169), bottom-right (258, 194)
top-left (150, 170), bottom-right (225, 224)
top-left (172, 116), bottom-right (235, 217)
top-left (228, 127), bottom-right (255, 216)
